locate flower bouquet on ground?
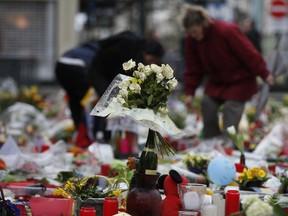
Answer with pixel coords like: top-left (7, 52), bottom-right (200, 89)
top-left (0, 186), bottom-right (20, 216)
top-left (231, 194), bottom-right (288, 216)
top-left (236, 167), bottom-right (269, 190)
top-left (53, 175), bottom-right (124, 215)
top-left (17, 86), bottom-right (45, 111)
top-left (184, 154), bottom-right (210, 175)
top-left (53, 175), bottom-right (123, 200)
top-left (278, 171), bottom-right (288, 194)
top-left (239, 195), bottom-right (273, 216)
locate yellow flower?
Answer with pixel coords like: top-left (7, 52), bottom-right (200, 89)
top-left (32, 94), bottom-right (42, 101)
top-left (257, 170), bottom-right (266, 178)
top-left (242, 168), bottom-right (247, 174)
top-left (251, 167), bottom-right (260, 172)
top-left (1, 92), bottom-right (10, 99)
top-left (64, 122), bottom-right (75, 132)
top-left (64, 181), bottom-right (75, 191)
top-left (206, 188), bottom-right (213, 196)
top-left (30, 85), bottom-right (39, 94)
top-left (53, 188), bottom-right (70, 198)
top-left (196, 156), bottom-right (201, 163)
top-left (247, 169), bottom-right (254, 180)
top-left (238, 173), bottom-right (245, 183)
top-left (112, 189), bottom-right (122, 197)
top-left (23, 88), bottom-right (31, 97)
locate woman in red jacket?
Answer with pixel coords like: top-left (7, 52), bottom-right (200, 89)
top-left (181, 5), bottom-right (273, 139)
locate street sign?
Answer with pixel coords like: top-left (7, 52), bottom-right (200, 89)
top-left (270, 0), bottom-right (287, 19)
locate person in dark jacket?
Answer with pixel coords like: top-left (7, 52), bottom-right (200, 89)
top-left (180, 5), bottom-right (273, 139)
top-left (55, 41), bottom-right (99, 129)
top-left (55, 31), bottom-right (164, 147)
top-left (243, 18), bottom-right (262, 53)
top-left (88, 31), bottom-right (164, 96)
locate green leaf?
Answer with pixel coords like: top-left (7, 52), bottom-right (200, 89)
top-left (147, 94), bottom-right (153, 106)
top-left (273, 204), bottom-right (288, 216)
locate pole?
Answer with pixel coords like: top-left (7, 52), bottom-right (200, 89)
top-left (136, 0), bottom-right (145, 36)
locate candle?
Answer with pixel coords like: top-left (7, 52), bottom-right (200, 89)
top-left (183, 191), bottom-right (200, 210)
top-left (80, 206), bottom-right (96, 216)
top-left (225, 190), bottom-right (240, 216)
top-left (120, 131), bottom-right (130, 154)
top-left (212, 193), bottom-right (225, 216)
top-left (100, 164), bottom-right (111, 176)
top-left (202, 204), bottom-right (217, 216)
top-left (234, 163), bottom-right (245, 173)
top-left (103, 197), bottom-right (118, 216)
top-left (178, 211), bottom-right (199, 216)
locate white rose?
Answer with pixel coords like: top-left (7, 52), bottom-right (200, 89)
top-left (133, 71), bottom-right (146, 81)
top-left (116, 95), bottom-right (126, 105)
top-left (245, 201), bottom-right (273, 216)
top-left (241, 195), bottom-right (260, 209)
top-left (156, 73), bottom-right (164, 83)
top-left (143, 65), bottom-right (152, 76)
top-left (162, 64), bottom-right (174, 79)
top-left (227, 125), bottom-right (236, 135)
top-left (119, 89), bottom-right (128, 96)
top-left (129, 83), bottom-right (141, 93)
top-left (122, 59), bottom-right (136, 71)
top-left (151, 64), bottom-right (162, 74)
top-left (118, 80), bottom-right (131, 90)
top-left (167, 78), bottom-right (178, 90)
top-left (137, 63), bottom-right (145, 71)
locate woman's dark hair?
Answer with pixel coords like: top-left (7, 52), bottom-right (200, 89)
top-left (142, 40), bottom-right (165, 58)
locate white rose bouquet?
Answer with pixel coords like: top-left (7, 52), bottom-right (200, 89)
top-left (117, 60), bottom-right (178, 114)
top-left (242, 195), bottom-right (273, 216)
top-left (91, 59), bottom-right (182, 175)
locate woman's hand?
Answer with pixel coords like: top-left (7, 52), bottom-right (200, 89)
top-left (265, 74), bottom-right (274, 85)
top-left (184, 95), bottom-right (194, 110)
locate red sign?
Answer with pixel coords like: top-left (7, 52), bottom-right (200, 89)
top-left (271, 0), bottom-right (287, 18)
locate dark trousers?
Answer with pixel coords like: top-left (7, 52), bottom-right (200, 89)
top-left (55, 62), bottom-right (107, 139)
top-left (55, 62), bottom-right (90, 128)
top-left (201, 95), bottom-right (245, 138)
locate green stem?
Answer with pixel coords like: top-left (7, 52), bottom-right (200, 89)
top-left (137, 129), bottom-right (158, 175)
top-left (155, 131), bottom-right (175, 156)
top-left (240, 153), bottom-right (246, 166)
top-left (0, 186), bottom-right (7, 216)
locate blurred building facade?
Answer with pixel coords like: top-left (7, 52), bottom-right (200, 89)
top-left (0, 0), bottom-right (77, 85)
top-left (0, 0), bottom-right (288, 88)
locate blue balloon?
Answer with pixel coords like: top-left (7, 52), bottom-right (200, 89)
top-left (207, 156), bottom-right (236, 186)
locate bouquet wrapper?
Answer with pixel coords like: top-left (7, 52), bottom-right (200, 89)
top-left (29, 197), bottom-right (73, 216)
top-left (90, 74), bottom-right (184, 138)
top-left (253, 122), bottom-right (288, 157)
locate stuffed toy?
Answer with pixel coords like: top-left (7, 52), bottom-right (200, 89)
top-left (158, 169), bottom-right (188, 216)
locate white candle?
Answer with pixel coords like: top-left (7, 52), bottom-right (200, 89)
top-left (183, 191), bottom-right (200, 210)
top-left (202, 204), bottom-right (218, 216)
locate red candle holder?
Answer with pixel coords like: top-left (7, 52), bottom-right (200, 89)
top-left (103, 197), bottom-right (118, 216)
top-left (100, 164), bottom-right (111, 176)
top-left (225, 190), bottom-right (240, 216)
top-left (235, 163), bottom-right (245, 173)
top-left (80, 206), bottom-right (96, 216)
